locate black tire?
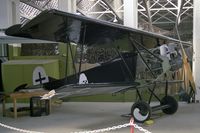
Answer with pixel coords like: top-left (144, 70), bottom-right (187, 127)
top-left (161, 96), bottom-right (178, 114)
top-left (131, 101), bottom-right (151, 123)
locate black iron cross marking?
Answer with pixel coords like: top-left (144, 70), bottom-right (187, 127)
top-left (35, 72), bottom-right (46, 84)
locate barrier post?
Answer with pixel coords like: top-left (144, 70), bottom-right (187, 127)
top-left (130, 117), bottom-right (134, 133)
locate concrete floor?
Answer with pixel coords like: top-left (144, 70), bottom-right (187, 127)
top-left (0, 102), bottom-right (200, 133)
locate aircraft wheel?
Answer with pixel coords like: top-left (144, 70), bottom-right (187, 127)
top-left (131, 101), bottom-right (151, 123)
top-left (161, 96), bottom-right (178, 114)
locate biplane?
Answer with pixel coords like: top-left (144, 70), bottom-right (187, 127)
top-left (5, 9), bottom-right (195, 123)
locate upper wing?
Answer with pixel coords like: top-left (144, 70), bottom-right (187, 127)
top-left (5, 9), bottom-right (191, 48)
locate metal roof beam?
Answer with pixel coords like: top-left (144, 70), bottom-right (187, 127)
top-left (101, 0), bottom-right (123, 23)
top-left (20, 0), bottom-right (45, 11)
top-left (142, 0), bottom-right (154, 32)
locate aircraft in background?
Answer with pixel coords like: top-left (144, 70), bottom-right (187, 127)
top-left (5, 9), bottom-right (195, 123)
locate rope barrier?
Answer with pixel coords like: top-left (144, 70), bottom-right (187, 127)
top-left (0, 122), bottom-right (44, 133)
top-left (0, 117), bottom-right (151, 133)
top-left (72, 117), bottom-right (151, 133)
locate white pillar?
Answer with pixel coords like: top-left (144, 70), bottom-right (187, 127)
top-left (193, 0), bottom-right (200, 101)
top-left (123, 0), bottom-right (138, 28)
top-left (0, 0), bottom-right (20, 29)
top-left (58, 0), bottom-right (76, 13)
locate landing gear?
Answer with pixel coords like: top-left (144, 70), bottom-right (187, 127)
top-left (160, 96), bottom-right (178, 114)
top-left (131, 101), bottom-right (151, 123)
top-left (130, 96), bottom-right (178, 123)
top-left (128, 81), bottom-right (179, 123)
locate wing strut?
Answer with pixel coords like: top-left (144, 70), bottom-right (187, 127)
top-left (78, 24), bottom-right (87, 79)
top-left (65, 41), bottom-right (69, 77)
top-left (69, 42), bottom-right (78, 80)
top-left (65, 36), bottom-right (78, 81)
top-left (130, 36), bottom-right (163, 62)
top-left (114, 48), bottom-right (135, 81)
top-left (128, 36), bottom-right (156, 78)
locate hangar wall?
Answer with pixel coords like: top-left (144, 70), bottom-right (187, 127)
top-left (0, 0), bottom-right (20, 29)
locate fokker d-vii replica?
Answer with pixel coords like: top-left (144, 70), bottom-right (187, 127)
top-left (5, 9), bottom-right (196, 123)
